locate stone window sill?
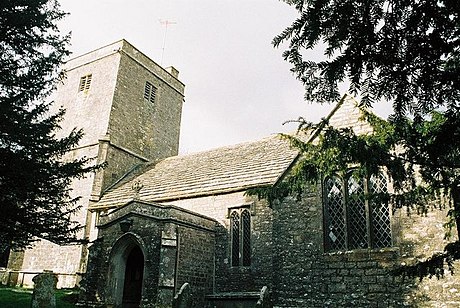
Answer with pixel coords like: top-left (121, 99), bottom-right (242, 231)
top-left (323, 247), bottom-right (400, 262)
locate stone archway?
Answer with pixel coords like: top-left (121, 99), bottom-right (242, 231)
top-left (107, 233), bottom-right (146, 308)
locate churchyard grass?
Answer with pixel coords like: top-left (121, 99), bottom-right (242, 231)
top-left (0, 286), bottom-right (78, 307)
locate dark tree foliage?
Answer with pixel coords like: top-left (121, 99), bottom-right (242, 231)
top-left (250, 0), bottom-right (460, 280)
top-left (274, 0), bottom-right (460, 114)
top-left (0, 0), bottom-right (98, 253)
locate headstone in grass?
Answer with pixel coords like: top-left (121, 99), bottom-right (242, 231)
top-left (172, 283), bottom-right (192, 308)
top-left (31, 271), bottom-right (58, 308)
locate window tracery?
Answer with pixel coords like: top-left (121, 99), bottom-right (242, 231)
top-left (230, 208), bottom-right (251, 266)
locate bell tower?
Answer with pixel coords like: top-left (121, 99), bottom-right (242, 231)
top-left (54, 39), bottom-right (185, 197)
top-left (10, 40), bottom-right (185, 288)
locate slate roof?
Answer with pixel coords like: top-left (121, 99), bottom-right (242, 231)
top-left (94, 134), bottom-right (299, 209)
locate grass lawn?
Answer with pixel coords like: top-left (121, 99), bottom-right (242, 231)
top-left (0, 286), bottom-right (78, 308)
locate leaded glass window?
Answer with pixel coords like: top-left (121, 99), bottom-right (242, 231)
top-left (230, 211), bottom-right (240, 267)
top-left (370, 173), bottom-right (392, 248)
top-left (324, 171), bottom-right (392, 252)
top-left (347, 172), bottom-right (368, 249)
top-left (230, 208), bottom-right (251, 267)
top-left (324, 176), bottom-right (346, 251)
top-left (242, 210), bottom-right (251, 266)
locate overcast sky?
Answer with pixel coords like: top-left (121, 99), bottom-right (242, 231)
top-left (59, 0), bottom-right (388, 154)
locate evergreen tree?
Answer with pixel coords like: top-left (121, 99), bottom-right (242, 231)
top-left (0, 0), bottom-right (98, 254)
top-left (251, 0), bottom-right (460, 279)
top-left (274, 0), bottom-right (460, 113)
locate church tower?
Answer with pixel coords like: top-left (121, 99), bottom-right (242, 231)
top-left (7, 40), bottom-right (185, 287)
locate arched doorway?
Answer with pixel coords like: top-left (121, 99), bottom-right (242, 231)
top-left (107, 234), bottom-right (146, 308)
top-left (122, 245), bottom-right (144, 307)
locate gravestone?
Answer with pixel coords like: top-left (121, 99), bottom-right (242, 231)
top-left (31, 272), bottom-right (58, 308)
top-left (255, 286), bottom-right (271, 308)
top-left (172, 282), bottom-right (192, 308)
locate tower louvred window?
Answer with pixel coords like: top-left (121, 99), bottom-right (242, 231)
top-left (79, 74), bottom-right (92, 92)
top-left (144, 81), bottom-right (157, 103)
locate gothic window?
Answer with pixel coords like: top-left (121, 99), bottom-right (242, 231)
top-left (241, 210), bottom-right (251, 266)
top-left (230, 208), bottom-right (251, 267)
top-left (231, 211), bottom-right (240, 266)
top-left (143, 81), bottom-right (157, 103)
top-left (78, 74), bottom-right (92, 92)
top-left (324, 171), bottom-right (391, 252)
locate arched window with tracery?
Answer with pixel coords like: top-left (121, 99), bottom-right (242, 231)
top-left (230, 208), bottom-right (251, 267)
top-left (241, 209), bottom-right (251, 266)
top-left (230, 211), bottom-right (240, 267)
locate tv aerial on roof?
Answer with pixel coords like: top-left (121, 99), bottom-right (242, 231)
top-left (159, 19), bottom-right (177, 66)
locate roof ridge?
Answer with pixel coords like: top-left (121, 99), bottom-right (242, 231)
top-left (172, 134), bottom-right (282, 159)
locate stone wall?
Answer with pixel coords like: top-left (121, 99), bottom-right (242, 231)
top-left (164, 192), bottom-right (274, 294)
top-left (327, 94), bottom-right (373, 134)
top-left (214, 198), bottom-right (274, 293)
top-left (396, 206), bottom-right (460, 306)
top-left (52, 46), bottom-right (120, 145)
top-left (270, 182), bottom-right (460, 307)
top-left (109, 40), bottom-right (185, 163)
top-left (175, 225), bottom-right (215, 307)
top-left (91, 138), bottom-right (148, 196)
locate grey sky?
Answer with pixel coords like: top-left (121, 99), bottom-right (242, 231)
top-left (59, 0), bottom-right (388, 154)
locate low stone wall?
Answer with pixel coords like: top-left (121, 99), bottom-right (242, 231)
top-left (206, 286), bottom-right (271, 308)
top-left (0, 268), bottom-right (79, 289)
top-left (206, 292), bottom-right (260, 308)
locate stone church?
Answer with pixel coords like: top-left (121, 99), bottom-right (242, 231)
top-left (2, 40), bottom-right (460, 307)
